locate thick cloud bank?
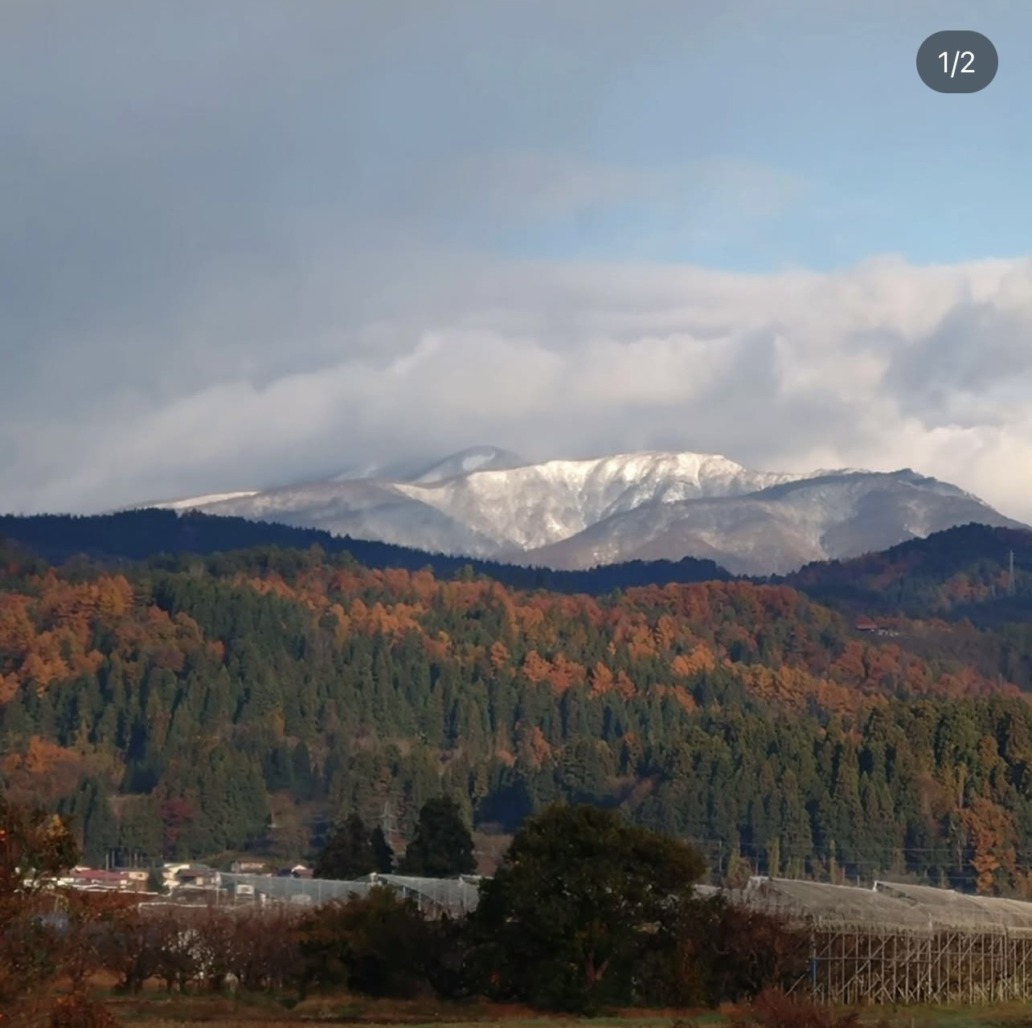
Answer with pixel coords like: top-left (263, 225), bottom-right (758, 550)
top-left (3, 254), bottom-right (1031, 522)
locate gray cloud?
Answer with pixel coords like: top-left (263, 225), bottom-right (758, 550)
top-left (887, 298), bottom-right (1032, 424)
top-left (2, 2), bottom-right (1031, 524)
top-left (6, 255), bottom-right (1032, 523)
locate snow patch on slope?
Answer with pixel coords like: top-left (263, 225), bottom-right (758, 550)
top-left (144, 490), bottom-right (260, 511)
top-left (410, 445), bottom-right (529, 484)
top-left (394, 451), bottom-right (809, 549)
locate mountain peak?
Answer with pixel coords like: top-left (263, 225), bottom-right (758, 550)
top-left (137, 448), bottom-right (1026, 575)
top-left (409, 446), bottom-right (529, 484)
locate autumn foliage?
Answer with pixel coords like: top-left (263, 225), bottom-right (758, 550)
top-left (1, 536), bottom-right (1031, 890)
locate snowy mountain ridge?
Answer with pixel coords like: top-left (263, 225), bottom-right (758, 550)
top-left (136, 447), bottom-right (1026, 575)
top-left (391, 450), bottom-right (814, 550)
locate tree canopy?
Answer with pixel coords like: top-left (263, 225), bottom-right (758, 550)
top-left (399, 797), bottom-right (476, 877)
top-left (474, 803), bottom-right (707, 1010)
top-left (0, 794), bottom-right (80, 1017)
top-left (314, 813), bottom-right (378, 880)
top-left (2, 529), bottom-right (1032, 892)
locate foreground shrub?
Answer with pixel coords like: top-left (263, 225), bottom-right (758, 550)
top-left (49, 993), bottom-right (120, 1028)
top-left (2, 796), bottom-right (97, 1025)
top-left (704, 903), bottom-right (811, 1003)
top-left (297, 886), bottom-right (431, 998)
top-left (730, 988), bottom-right (883, 1028)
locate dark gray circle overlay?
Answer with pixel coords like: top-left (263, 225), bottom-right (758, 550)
top-left (917, 31), bottom-right (998, 93)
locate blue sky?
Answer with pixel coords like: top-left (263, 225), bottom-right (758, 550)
top-left (1, 0), bottom-right (1031, 518)
top-left (423, 0), bottom-right (1032, 269)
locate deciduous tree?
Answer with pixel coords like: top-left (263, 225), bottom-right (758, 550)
top-left (474, 803), bottom-right (706, 1011)
top-left (0, 793), bottom-right (79, 1020)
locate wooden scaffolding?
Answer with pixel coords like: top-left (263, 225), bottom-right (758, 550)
top-left (739, 877), bottom-right (1032, 1006)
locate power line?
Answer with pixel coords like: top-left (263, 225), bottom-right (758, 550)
top-left (681, 834), bottom-right (1032, 883)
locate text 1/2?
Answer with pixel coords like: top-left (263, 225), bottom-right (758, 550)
top-left (939, 50), bottom-right (975, 77)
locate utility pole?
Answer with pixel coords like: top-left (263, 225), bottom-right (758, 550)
top-left (380, 799), bottom-right (399, 848)
top-left (1009, 549), bottom-right (1016, 596)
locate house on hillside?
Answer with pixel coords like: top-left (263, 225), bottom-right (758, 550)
top-left (230, 860), bottom-right (267, 874)
top-left (854, 616), bottom-right (901, 637)
top-left (275, 864), bottom-right (313, 879)
top-left (175, 867), bottom-right (220, 889)
top-left (61, 867), bottom-right (149, 893)
top-left (161, 863), bottom-right (220, 892)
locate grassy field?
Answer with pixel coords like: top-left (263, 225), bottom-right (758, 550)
top-left (111, 1016), bottom-right (1032, 1028)
top-left (91, 990), bottom-right (1032, 1028)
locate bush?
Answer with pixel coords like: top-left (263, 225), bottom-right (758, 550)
top-left (704, 902), bottom-right (811, 1003)
top-left (297, 887), bottom-right (431, 998)
top-left (730, 988), bottom-right (883, 1028)
top-left (49, 994), bottom-right (120, 1028)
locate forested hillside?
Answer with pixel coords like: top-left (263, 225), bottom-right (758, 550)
top-left (786, 522), bottom-right (1032, 622)
top-left (2, 524), bottom-right (1032, 895)
top-left (0, 511), bottom-right (729, 593)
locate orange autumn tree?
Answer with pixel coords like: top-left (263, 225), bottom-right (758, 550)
top-left (958, 797), bottom-right (1018, 894)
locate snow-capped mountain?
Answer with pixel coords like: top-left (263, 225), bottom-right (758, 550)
top-left (523, 469), bottom-right (1022, 575)
top-left (139, 448), bottom-right (1026, 575)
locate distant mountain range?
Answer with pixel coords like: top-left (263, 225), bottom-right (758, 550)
top-left (132, 446), bottom-right (1027, 575)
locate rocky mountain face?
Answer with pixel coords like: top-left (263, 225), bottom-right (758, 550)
top-left (139, 447), bottom-right (1025, 575)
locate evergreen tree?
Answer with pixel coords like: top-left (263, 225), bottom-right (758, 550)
top-left (6, 522), bottom-right (1032, 888)
top-left (370, 825), bottom-right (395, 873)
top-left (398, 797), bottom-right (476, 877)
top-left (291, 742), bottom-right (317, 802)
top-left (314, 814), bottom-right (377, 880)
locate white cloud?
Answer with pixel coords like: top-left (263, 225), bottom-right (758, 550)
top-left (5, 253), bottom-right (1032, 524)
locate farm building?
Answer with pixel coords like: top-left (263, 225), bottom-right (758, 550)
top-left (738, 876), bottom-right (1032, 1006)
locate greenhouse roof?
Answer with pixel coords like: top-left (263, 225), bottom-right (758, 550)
top-left (216, 868), bottom-right (1032, 934)
top-left (739, 877), bottom-right (1032, 935)
top-left (216, 870), bottom-right (481, 915)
